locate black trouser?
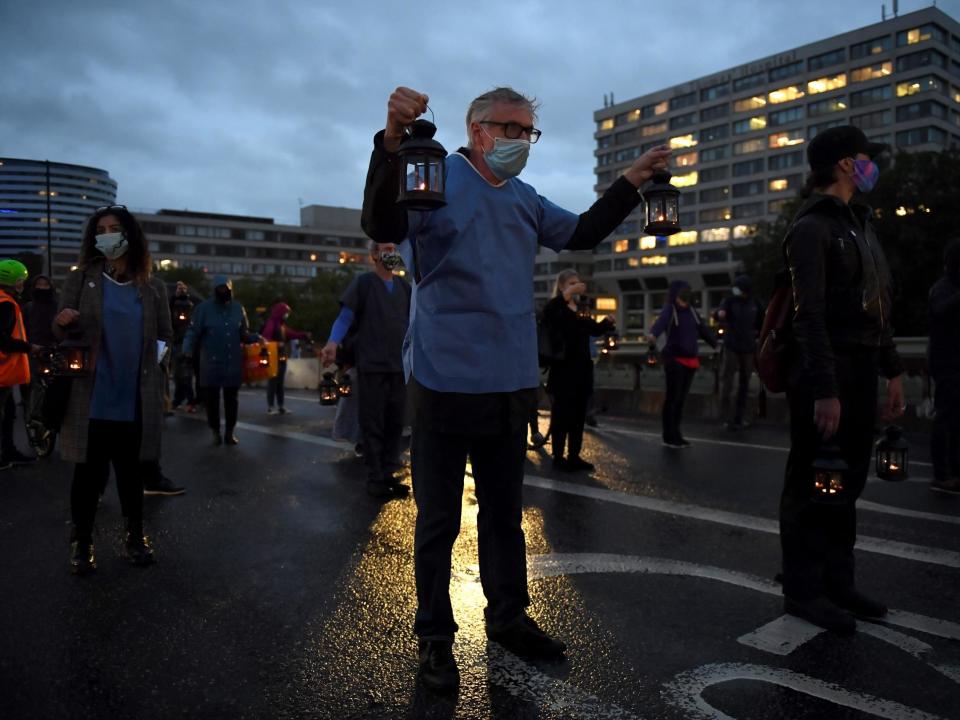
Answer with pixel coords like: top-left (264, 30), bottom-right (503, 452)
top-left (662, 359), bottom-right (696, 443)
top-left (358, 371), bottom-right (405, 484)
top-left (411, 424), bottom-right (529, 640)
top-left (551, 390), bottom-right (589, 460)
top-left (267, 360), bottom-right (288, 409)
top-left (0, 387), bottom-right (15, 457)
top-left (205, 386), bottom-right (239, 433)
top-left (931, 373), bottom-right (960, 482)
top-left (172, 352), bottom-right (196, 407)
top-left (720, 350), bottom-right (755, 424)
top-left (71, 418), bottom-right (143, 543)
top-left (780, 350), bottom-right (878, 601)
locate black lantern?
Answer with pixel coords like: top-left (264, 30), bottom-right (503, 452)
top-left (319, 372), bottom-right (339, 406)
top-left (642, 170), bottom-right (682, 237)
top-left (337, 373), bottom-right (353, 398)
top-left (396, 119), bottom-right (447, 211)
top-left (875, 425), bottom-right (909, 481)
top-left (37, 348), bottom-right (57, 378)
top-left (258, 346), bottom-right (270, 367)
top-left (812, 445), bottom-right (848, 505)
top-left (58, 333), bottom-right (90, 378)
top-left (604, 332), bottom-right (620, 352)
top-left (576, 296), bottom-right (593, 321)
top-left (645, 343), bottom-right (659, 368)
top-left (278, 343), bottom-right (288, 363)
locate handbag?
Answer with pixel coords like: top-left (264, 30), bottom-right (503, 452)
top-left (756, 270), bottom-right (793, 394)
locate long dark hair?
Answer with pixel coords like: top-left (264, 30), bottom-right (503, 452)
top-left (800, 165), bottom-right (838, 198)
top-left (79, 206), bottom-right (152, 285)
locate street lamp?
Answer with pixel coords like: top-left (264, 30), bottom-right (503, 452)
top-left (642, 170), bottom-right (682, 237)
top-left (812, 445), bottom-right (848, 505)
top-left (875, 425), bottom-right (908, 481)
top-left (396, 119), bottom-right (447, 210)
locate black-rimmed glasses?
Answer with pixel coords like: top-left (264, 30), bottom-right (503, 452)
top-left (95, 204), bottom-right (127, 213)
top-left (479, 121), bottom-right (541, 143)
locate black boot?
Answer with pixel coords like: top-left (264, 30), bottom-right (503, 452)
top-left (224, 428), bottom-right (239, 446)
top-left (125, 523), bottom-right (156, 567)
top-left (826, 587), bottom-right (888, 618)
top-left (784, 595), bottom-right (855, 633)
top-left (211, 428), bottom-right (223, 446)
top-left (70, 539), bottom-right (96, 575)
top-left (486, 614), bottom-right (566, 659)
top-left (418, 640), bottom-right (459, 692)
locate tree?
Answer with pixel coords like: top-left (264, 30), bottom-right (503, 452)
top-left (153, 264), bottom-right (211, 298)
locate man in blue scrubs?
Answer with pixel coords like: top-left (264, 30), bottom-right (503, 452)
top-left (362, 86), bottom-right (671, 691)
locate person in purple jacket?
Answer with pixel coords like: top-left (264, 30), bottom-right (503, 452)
top-left (649, 280), bottom-right (718, 448)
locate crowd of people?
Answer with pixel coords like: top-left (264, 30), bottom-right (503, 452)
top-left (2, 88), bottom-right (958, 694)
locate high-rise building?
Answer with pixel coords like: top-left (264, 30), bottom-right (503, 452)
top-left (536, 6), bottom-right (960, 338)
top-left (0, 158), bottom-right (118, 278)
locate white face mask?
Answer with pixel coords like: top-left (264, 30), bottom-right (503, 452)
top-left (732, 287), bottom-right (743, 297)
top-left (95, 232), bottom-right (129, 260)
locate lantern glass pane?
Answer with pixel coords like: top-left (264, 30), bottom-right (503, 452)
top-left (665, 196), bottom-right (679, 223)
top-left (649, 197), bottom-right (666, 223)
top-left (405, 156), bottom-right (444, 193)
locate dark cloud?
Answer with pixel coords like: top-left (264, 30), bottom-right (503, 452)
top-left (3, 0), bottom-right (957, 224)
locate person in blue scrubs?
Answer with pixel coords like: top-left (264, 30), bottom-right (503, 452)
top-left (363, 85), bottom-right (671, 691)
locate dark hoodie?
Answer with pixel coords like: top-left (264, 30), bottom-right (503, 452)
top-left (649, 280), bottom-right (717, 360)
top-left (928, 245), bottom-right (960, 378)
top-left (783, 193), bottom-right (902, 399)
top-left (262, 302), bottom-right (310, 346)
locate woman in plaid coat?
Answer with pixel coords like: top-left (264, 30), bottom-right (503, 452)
top-left (55, 206), bottom-right (172, 575)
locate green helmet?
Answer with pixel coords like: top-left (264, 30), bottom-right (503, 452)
top-left (0, 259), bottom-right (28, 287)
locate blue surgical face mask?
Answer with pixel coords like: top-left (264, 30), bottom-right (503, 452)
top-left (94, 232), bottom-right (129, 260)
top-left (480, 126), bottom-right (530, 181)
top-left (852, 158), bottom-right (879, 193)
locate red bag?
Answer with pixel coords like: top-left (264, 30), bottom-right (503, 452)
top-left (755, 272), bottom-right (793, 394)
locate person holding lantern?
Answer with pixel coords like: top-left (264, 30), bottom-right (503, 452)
top-left (182, 276), bottom-right (263, 446)
top-left (170, 281), bottom-right (197, 412)
top-left (361, 85), bottom-right (671, 691)
top-left (779, 126), bottom-right (904, 633)
top-left (542, 269), bottom-right (613, 471)
top-left (648, 280), bottom-right (719, 448)
top-left (262, 301), bottom-right (311, 415)
top-left (320, 241), bottom-right (411, 499)
top-left (927, 239), bottom-right (960, 494)
top-left (54, 206), bottom-right (173, 574)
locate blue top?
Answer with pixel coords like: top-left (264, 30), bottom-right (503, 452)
top-left (329, 306), bottom-right (355, 344)
top-left (90, 274), bottom-right (143, 421)
top-left (401, 152), bottom-right (578, 393)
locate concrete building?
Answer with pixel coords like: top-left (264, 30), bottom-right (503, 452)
top-left (535, 6), bottom-right (960, 339)
top-left (0, 158), bottom-right (118, 278)
top-left (136, 204), bottom-right (372, 280)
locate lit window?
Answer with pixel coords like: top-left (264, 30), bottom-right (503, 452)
top-left (614, 239), bottom-right (630, 253)
top-left (750, 116), bottom-right (768, 130)
top-left (639, 236), bottom-right (658, 250)
top-left (600, 118), bottom-right (614, 130)
top-left (896, 76), bottom-right (943, 97)
top-left (675, 151), bottom-right (698, 167)
top-left (807, 73), bottom-right (847, 94)
top-left (734, 96), bottom-right (766, 113)
top-left (654, 100), bottom-right (668, 115)
top-left (768, 86), bottom-right (805, 104)
top-left (669, 134), bottom-right (697, 149)
top-left (628, 109), bottom-right (642, 122)
top-left (641, 255), bottom-right (668, 266)
top-left (905, 27), bottom-right (929, 45)
top-left (851, 61), bottom-right (892, 82)
top-left (732, 224), bottom-right (754, 239)
top-left (701, 228), bottom-right (731, 242)
top-left (596, 297), bottom-right (618, 311)
top-left (668, 231), bottom-right (698, 247)
top-left (953, 86), bottom-right (960, 103)
top-left (769, 178), bottom-right (789, 191)
top-left (642, 121), bottom-right (668, 137)
top-left (733, 138), bottom-right (765, 155)
top-left (897, 81), bottom-right (921, 97)
top-left (671, 170), bottom-right (698, 187)
top-left (628, 257), bottom-right (640, 267)
top-left (769, 130), bottom-right (805, 148)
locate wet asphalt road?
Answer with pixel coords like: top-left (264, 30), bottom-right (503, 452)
top-left (0, 390), bottom-right (958, 720)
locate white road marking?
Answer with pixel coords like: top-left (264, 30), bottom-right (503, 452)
top-left (736, 615), bottom-right (824, 655)
top-left (523, 476), bottom-right (960, 569)
top-left (525, 554), bottom-right (960, 643)
top-left (858, 500), bottom-right (960, 526)
top-left (662, 663), bottom-right (946, 720)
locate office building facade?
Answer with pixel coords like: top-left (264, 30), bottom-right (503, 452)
top-left (535, 6), bottom-right (960, 338)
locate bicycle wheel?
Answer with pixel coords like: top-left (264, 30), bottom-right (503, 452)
top-left (26, 421), bottom-right (56, 457)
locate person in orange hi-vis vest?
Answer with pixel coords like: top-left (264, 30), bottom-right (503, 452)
top-left (0, 259), bottom-right (42, 470)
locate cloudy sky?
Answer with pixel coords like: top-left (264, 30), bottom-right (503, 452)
top-left (3, 0), bottom-right (958, 225)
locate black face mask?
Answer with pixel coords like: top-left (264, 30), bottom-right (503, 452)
top-left (33, 288), bottom-right (53, 302)
top-left (677, 289), bottom-right (692, 305)
top-left (215, 288), bottom-right (232, 303)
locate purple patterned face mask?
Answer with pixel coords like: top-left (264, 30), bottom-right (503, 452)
top-left (852, 158), bottom-right (879, 193)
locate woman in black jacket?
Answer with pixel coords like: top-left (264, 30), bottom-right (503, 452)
top-left (543, 270), bottom-right (613, 472)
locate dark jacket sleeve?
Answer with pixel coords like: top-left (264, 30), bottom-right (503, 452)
top-left (0, 302), bottom-right (30, 353)
top-left (361, 131), bottom-right (408, 244)
top-left (564, 177), bottom-right (643, 252)
top-left (697, 316), bottom-right (718, 348)
top-left (785, 218), bottom-right (838, 399)
top-left (929, 279), bottom-right (960, 320)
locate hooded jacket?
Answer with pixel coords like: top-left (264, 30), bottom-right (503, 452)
top-left (783, 193), bottom-right (903, 399)
top-left (928, 273), bottom-right (960, 379)
top-left (649, 280), bottom-right (718, 360)
top-left (261, 303), bottom-right (310, 347)
top-left (23, 275), bottom-right (59, 346)
top-left (717, 276), bottom-right (763, 354)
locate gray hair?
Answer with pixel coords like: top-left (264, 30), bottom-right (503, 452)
top-left (553, 269), bottom-right (579, 298)
top-left (465, 87), bottom-right (539, 147)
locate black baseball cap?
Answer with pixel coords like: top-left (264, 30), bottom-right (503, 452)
top-left (807, 125), bottom-right (886, 170)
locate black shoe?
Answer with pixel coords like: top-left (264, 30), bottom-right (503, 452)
top-left (723, 421), bottom-right (740, 431)
top-left (662, 439), bottom-right (685, 449)
top-left (366, 480), bottom-right (397, 499)
top-left (784, 595), bottom-right (855, 634)
top-left (70, 540), bottom-right (97, 575)
top-left (144, 474), bottom-right (186, 496)
top-left (353, 443), bottom-right (364, 458)
top-left (677, 438), bottom-right (692, 448)
top-left (585, 415), bottom-right (598, 428)
top-left (551, 457), bottom-right (569, 472)
top-left (418, 640), bottom-right (459, 691)
top-left (125, 532), bottom-right (156, 566)
top-left (212, 429), bottom-right (223, 446)
top-left (930, 478), bottom-right (960, 494)
top-left (566, 456), bottom-right (595, 472)
top-left (0, 459), bottom-right (12, 471)
top-left (384, 476), bottom-right (410, 496)
top-left (224, 432), bottom-right (239, 446)
top-left (486, 614), bottom-right (566, 659)
top-left (528, 431), bottom-right (546, 449)
top-left (2, 448), bottom-right (36, 465)
top-left (826, 588), bottom-right (888, 618)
